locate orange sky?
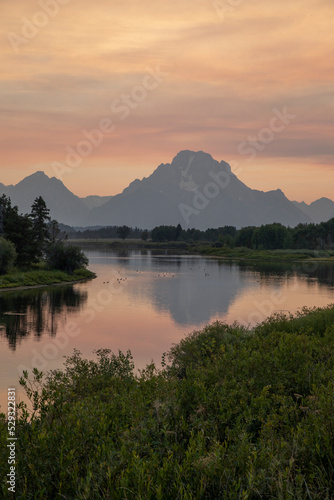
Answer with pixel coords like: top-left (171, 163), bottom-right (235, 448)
top-left (0, 0), bottom-right (333, 202)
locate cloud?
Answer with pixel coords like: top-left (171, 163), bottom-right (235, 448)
top-left (0, 0), bottom-right (333, 202)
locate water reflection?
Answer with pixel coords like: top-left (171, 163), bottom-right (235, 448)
top-left (0, 286), bottom-right (88, 350)
top-left (236, 260), bottom-right (334, 288)
top-left (85, 250), bottom-right (334, 326)
top-left (127, 259), bottom-right (249, 324)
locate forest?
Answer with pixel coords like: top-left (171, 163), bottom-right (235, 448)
top-left (0, 194), bottom-right (88, 276)
top-left (66, 219), bottom-right (334, 251)
top-left (150, 220), bottom-right (334, 250)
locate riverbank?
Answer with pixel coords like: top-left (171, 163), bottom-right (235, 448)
top-left (0, 268), bottom-right (96, 291)
top-left (2, 304), bottom-right (334, 498)
top-left (69, 238), bottom-right (334, 262)
top-left (197, 245), bottom-right (334, 262)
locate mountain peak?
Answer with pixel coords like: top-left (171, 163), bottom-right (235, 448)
top-left (26, 170), bottom-right (48, 179)
top-left (172, 150), bottom-right (214, 167)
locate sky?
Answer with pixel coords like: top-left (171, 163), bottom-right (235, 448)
top-left (0, 0), bottom-right (333, 202)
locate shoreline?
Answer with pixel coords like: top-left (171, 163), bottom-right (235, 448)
top-left (0, 277), bottom-right (94, 293)
top-left (0, 269), bottom-right (96, 293)
top-left (69, 239), bottom-right (334, 263)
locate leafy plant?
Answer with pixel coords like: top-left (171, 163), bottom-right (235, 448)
top-left (2, 306), bottom-right (334, 498)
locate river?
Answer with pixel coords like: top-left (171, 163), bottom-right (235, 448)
top-left (1, 247), bottom-right (334, 413)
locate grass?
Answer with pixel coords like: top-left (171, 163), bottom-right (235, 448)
top-left (197, 245), bottom-right (334, 261)
top-left (71, 238), bottom-right (191, 251)
top-left (1, 305), bottom-right (334, 498)
top-left (71, 239), bottom-right (334, 261)
top-left (0, 267), bottom-right (96, 290)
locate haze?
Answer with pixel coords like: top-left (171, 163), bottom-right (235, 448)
top-left (1, 0), bottom-right (333, 202)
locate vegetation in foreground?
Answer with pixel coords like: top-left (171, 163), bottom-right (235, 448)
top-left (1, 305), bottom-right (334, 498)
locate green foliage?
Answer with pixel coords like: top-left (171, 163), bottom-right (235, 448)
top-left (252, 223), bottom-right (288, 250)
top-left (0, 195), bottom-right (36, 266)
top-left (29, 196), bottom-right (51, 258)
top-left (46, 243), bottom-right (89, 274)
top-left (149, 219), bottom-right (334, 252)
top-left (199, 245), bottom-right (334, 261)
top-left (151, 225), bottom-right (181, 242)
top-left (116, 225), bottom-right (131, 240)
top-left (0, 237), bottom-right (17, 274)
top-left (0, 267), bottom-right (95, 289)
top-left (2, 306), bottom-right (334, 497)
top-left (48, 219), bottom-right (67, 245)
top-left (0, 194), bottom-right (91, 287)
top-left (141, 229), bottom-right (150, 241)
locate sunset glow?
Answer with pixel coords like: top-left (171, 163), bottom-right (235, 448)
top-left (1, 0), bottom-right (333, 201)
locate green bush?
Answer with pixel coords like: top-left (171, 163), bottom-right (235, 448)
top-left (0, 236), bottom-right (17, 274)
top-left (47, 243), bottom-right (89, 274)
top-left (2, 307), bottom-right (334, 498)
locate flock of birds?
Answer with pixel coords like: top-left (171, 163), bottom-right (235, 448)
top-left (101, 266), bottom-right (211, 283)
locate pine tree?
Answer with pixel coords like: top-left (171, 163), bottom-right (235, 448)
top-left (30, 196), bottom-right (51, 259)
top-left (0, 195), bottom-right (36, 267)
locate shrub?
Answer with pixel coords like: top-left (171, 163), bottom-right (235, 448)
top-left (47, 243), bottom-right (88, 274)
top-left (0, 236), bottom-right (17, 274)
top-left (3, 307), bottom-right (334, 498)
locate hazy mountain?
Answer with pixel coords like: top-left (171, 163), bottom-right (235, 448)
top-left (293, 198), bottom-right (334, 224)
top-left (0, 171), bottom-right (90, 226)
top-left (90, 151), bottom-right (311, 229)
top-left (81, 195), bottom-right (113, 209)
top-left (1, 151), bottom-right (314, 229)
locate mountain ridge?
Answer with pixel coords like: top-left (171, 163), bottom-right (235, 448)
top-left (0, 151), bottom-right (330, 228)
top-left (90, 151), bottom-right (311, 229)
top-left (293, 197), bottom-right (334, 224)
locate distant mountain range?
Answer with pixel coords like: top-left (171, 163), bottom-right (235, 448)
top-left (293, 198), bottom-right (334, 224)
top-left (0, 151), bottom-right (332, 229)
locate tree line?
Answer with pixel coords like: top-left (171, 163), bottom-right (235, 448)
top-left (64, 219), bottom-right (334, 250)
top-left (0, 195), bottom-right (88, 275)
top-left (149, 220), bottom-right (334, 250)
top-left (67, 225), bottom-right (147, 240)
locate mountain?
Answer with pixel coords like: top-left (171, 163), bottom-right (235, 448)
top-left (1, 152), bottom-right (315, 229)
top-left (90, 151), bottom-right (311, 229)
top-left (293, 197), bottom-right (334, 224)
top-left (80, 195), bottom-right (113, 209)
top-left (0, 171), bottom-right (90, 226)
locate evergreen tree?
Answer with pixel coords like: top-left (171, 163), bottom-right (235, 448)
top-left (0, 195), bottom-right (35, 267)
top-left (117, 225), bottom-right (131, 240)
top-left (48, 219), bottom-right (67, 245)
top-left (30, 196), bottom-right (51, 258)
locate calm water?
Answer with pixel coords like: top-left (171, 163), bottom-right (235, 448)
top-left (1, 247), bottom-right (334, 412)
